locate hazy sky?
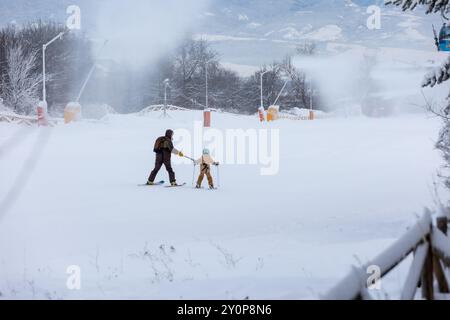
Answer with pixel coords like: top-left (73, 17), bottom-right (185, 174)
top-left (93, 0), bottom-right (211, 67)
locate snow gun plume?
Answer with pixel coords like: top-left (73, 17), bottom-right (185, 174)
top-left (94, 0), bottom-right (211, 67)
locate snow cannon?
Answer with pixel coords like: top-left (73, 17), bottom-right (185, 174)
top-left (434, 24), bottom-right (450, 52)
top-left (258, 106), bottom-right (266, 122)
top-left (267, 105), bottom-right (280, 122)
top-left (37, 101), bottom-right (49, 126)
top-left (203, 108), bottom-right (211, 128)
top-left (64, 102), bottom-right (82, 124)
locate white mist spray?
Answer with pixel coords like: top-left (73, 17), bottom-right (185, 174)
top-left (93, 0), bottom-right (211, 67)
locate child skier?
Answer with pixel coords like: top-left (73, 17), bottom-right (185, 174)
top-left (195, 148), bottom-right (219, 189)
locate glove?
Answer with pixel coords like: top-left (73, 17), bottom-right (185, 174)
top-left (179, 151), bottom-right (184, 157)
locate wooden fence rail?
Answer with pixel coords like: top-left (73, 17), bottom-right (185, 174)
top-left (0, 112), bottom-right (57, 126)
top-left (323, 211), bottom-right (450, 300)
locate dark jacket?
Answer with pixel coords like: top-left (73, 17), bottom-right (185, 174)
top-left (153, 130), bottom-right (179, 155)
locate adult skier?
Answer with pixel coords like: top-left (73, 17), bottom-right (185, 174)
top-left (147, 129), bottom-right (184, 186)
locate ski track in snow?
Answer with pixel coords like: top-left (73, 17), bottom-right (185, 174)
top-left (0, 111), bottom-right (443, 299)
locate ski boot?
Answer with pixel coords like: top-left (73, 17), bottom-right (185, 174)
top-left (195, 184), bottom-right (201, 189)
top-left (171, 181), bottom-right (178, 187)
top-left (146, 180), bottom-right (155, 186)
top-left (209, 184), bottom-right (215, 190)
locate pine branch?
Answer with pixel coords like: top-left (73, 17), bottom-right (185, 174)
top-left (385, 0), bottom-right (450, 14)
top-left (422, 56), bottom-right (450, 87)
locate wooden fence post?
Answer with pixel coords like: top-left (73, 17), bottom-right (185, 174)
top-left (422, 239), bottom-right (434, 300)
top-left (437, 217), bottom-right (448, 235)
top-left (434, 216), bottom-right (450, 294)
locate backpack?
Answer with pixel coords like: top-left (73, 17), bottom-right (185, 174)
top-left (153, 136), bottom-right (166, 153)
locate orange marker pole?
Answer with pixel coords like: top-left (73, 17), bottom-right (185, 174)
top-left (37, 101), bottom-right (49, 126)
top-left (258, 107), bottom-right (265, 122)
top-left (204, 108), bottom-right (211, 128)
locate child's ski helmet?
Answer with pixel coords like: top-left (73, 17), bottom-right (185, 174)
top-left (202, 148), bottom-right (210, 155)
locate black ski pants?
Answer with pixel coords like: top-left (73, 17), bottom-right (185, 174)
top-left (148, 152), bottom-right (176, 183)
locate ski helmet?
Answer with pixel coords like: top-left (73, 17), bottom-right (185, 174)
top-left (202, 148), bottom-right (210, 155)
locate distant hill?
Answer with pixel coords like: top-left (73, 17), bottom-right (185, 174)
top-left (0, 0), bottom-right (439, 65)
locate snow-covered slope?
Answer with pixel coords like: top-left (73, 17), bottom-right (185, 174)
top-left (0, 111), bottom-right (443, 299)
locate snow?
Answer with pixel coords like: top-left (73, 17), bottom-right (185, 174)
top-left (282, 108), bottom-right (329, 119)
top-left (0, 111), bottom-right (444, 299)
top-left (396, 16), bottom-right (427, 41)
top-left (325, 212), bottom-right (432, 300)
top-left (304, 25), bottom-right (343, 42)
top-left (247, 22), bottom-right (262, 29)
top-left (193, 34), bottom-right (258, 42)
top-left (279, 27), bottom-right (303, 40)
top-left (294, 44), bottom-right (449, 114)
top-left (81, 104), bottom-right (117, 120)
top-left (238, 14), bottom-right (249, 22)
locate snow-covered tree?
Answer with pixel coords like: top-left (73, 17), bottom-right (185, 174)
top-left (386, 0), bottom-right (450, 188)
top-left (1, 44), bottom-right (41, 114)
top-left (386, 0), bottom-right (450, 13)
top-left (0, 22), bottom-right (94, 114)
top-left (422, 56), bottom-right (450, 87)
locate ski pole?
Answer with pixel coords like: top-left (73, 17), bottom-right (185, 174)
top-left (192, 164), bottom-right (196, 187)
top-left (216, 165), bottom-right (220, 188)
top-left (184, 155), bottom-right (196, 163)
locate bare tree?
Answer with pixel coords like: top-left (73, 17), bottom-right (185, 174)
top-left (1, 44), bottom-right (41, 114)
top-left (296, 41), bottom-right (316, 56)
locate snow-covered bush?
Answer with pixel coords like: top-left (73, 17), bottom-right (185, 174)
top-left (0, 45), bottom-right (40, 115)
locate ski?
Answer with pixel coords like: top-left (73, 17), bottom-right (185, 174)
top-left (138, 180), bottom-right (165, 187)
top-left (194, 187), bottom-right (218, 190)
top-left (165, 183), bottom-right (187, 188)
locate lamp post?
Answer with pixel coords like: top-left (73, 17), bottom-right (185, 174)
top-left (42, 31), bottom-right (65, 103)
top-left (204, 59), bottom-right (214, 110)
top-left (202, 59), bottom-right (214, 127)
top-left (309, 82), bottom-right (315, 121)
top-left (260, 70), bottom-right (269, 109)
top-left (163, 78), bottom-right (170, 118)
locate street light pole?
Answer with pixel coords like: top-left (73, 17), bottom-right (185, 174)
top-left (205, 61), bottom-right (208, 110)
top-left (203, 59), bottom-right (214, 110)
top-left (163, 79), bottom-right (170, 118)
top-left (260, 70), bottom-right (269, 109)
top-left (309, 82), bottom-right (315, 121)
top-left (42, 31), bottom-right (65, 103)
top-left (43, 45), bottom-right (46, 102)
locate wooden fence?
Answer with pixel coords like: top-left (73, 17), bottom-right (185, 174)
top-left (0, 112), bottom-right (57, 126)
top-left (138, 105), bottom-right (190, 115)
top-left (324, 211), bottom-right (450, 300)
